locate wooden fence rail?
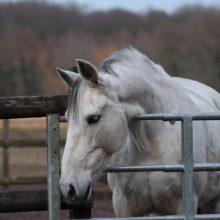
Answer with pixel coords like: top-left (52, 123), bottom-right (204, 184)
top-left (0, 95), bottom-right (68, 119)
top-left (0, 188), bottom-right (92, 215)
top-left (0, 139), bottom-right (65, 147)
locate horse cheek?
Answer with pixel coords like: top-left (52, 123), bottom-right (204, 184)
top-left (101, 113), bottom-right (128, 154)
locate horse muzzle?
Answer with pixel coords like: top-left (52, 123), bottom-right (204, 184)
top-left (59, 171), bottom-right (92, 204)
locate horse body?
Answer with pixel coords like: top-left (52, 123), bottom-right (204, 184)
top-left (58, 48), bottom-right (220, 216)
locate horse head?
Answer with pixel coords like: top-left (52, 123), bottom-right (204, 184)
top-left (57, 59), bottom-right (128, 203)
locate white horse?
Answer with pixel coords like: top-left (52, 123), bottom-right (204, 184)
top-left (58, 48), bottom-right (220, 216)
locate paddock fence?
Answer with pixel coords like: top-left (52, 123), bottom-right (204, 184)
top-left (1, 95), bottom-right (220, 220)
top-left (0, 95), bottom-right (91, 219)
top-left (0, 118), bottom-right (67, 187)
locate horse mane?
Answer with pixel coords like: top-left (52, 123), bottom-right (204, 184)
top-left (99, 47), bottom-right (169, 78)
top-left (66, 48), bottom-right (168, 119)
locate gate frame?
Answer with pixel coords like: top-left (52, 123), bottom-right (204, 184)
top-left (102, 112), bottom-right (220, 220)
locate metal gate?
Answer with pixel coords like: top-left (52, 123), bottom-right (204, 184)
top-left (48, 112), bottom-right (220, 220)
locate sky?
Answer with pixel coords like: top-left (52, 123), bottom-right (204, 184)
top-left (51, 0), bottom-right (220, 14)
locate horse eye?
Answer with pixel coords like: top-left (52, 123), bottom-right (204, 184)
top-left (86, 114), bottom-right (101, 124)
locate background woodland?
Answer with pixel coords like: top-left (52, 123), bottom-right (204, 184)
top-left (0, 1), bottom-right (220, 96)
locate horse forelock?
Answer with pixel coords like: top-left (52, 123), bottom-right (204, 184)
top-left (66, 78), bottom-right (82, 120)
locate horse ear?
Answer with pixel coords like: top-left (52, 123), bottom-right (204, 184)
top-left (56, 67), bottom-right (79, 88)
top-left (76, 59), bottom-right (100, 86)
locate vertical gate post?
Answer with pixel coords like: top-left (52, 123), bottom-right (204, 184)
top-left (181, 116), bottom-right (194, 220)
top-left (3, 119), bottom-right (9, 188)
top-left (47, 114), bottom-right (61, 220)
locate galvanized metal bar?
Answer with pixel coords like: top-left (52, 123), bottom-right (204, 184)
top-left (134, 113), bottom-right (182, 121)
top-left (69, 216), bottom-right (185, 220)
top-left (2, 119), bottom-right (9, 188)
top-left (104, 164), bottom-right (184, 173)
top-left (195, 214), bottom-right (220, 219)
top-left (69, 214), bottom-right (220, 220)
top-left (193, 163), bottom-right (220, 171)
top-left (182, 116), bottom-right (194, 220)
top-left (135, 112), bottom-right (220, 121)
top-left (61, 112), bottom-right (220, 124)
top-left (104, 163), bottom-right (220, 173)
top-left (47, 114), bottom-right (61, 220)
top-left (191, 113), bottom-right (220, 120)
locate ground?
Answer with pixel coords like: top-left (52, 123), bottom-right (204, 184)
top-left (0, 118), bottom-right (114, 220)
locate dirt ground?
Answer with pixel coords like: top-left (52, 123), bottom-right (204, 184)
top-left (0, 119), bottom-right (114, 220)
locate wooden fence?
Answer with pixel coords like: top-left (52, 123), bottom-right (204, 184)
top-left (0, 119), bottom-right (66, 187)
top-left (0, 95), bottom-right (92, 219)
top-left (0, 95), bottom-right (67, 119)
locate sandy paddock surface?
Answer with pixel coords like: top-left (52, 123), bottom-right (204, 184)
top-left (0, 118), bottom-right (114, 220)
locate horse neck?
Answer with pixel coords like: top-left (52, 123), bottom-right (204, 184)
top-left (111, 67), bottom-right (176, 164)
top-left (118, 65), bottom-right (174, 118)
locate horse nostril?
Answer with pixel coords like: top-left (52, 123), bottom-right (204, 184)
top-left (68, 184), bottom-right (76, 198)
